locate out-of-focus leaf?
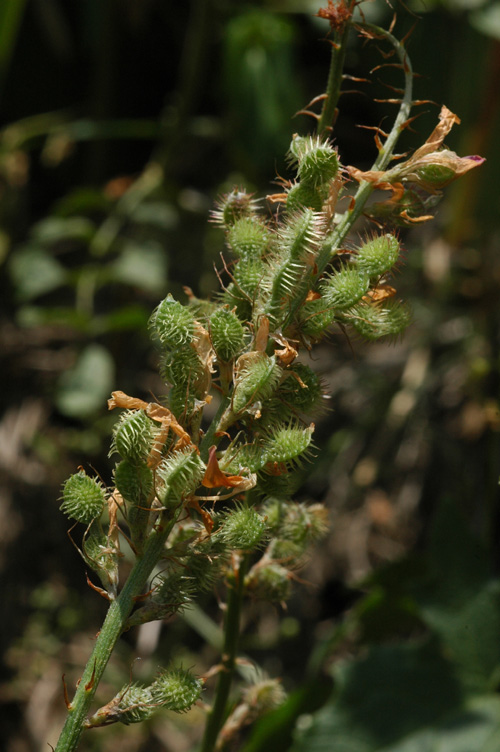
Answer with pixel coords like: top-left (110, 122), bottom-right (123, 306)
top-left (56, 344), bottom-right (114, 418)
top-left (410, 498), bottom-right (500, 692)
top-left (470, 3), bottom-right (500, 40)
top-left (53, 188), bottom-right (112, 218)
top-left (31, 216), bottom-right (95, 245)
top-left (130, 201), bottom-right (178, 229)
top-left (16, 305), bottom-right (92, 330)
top-left (108, 240), bottom-right (167, 293)
top-left (291, 640), bottom-right (468, 752)
top-left (94, 305), bottom-right (150, 333)
top-left (9, 246), bottom-right (68, 300)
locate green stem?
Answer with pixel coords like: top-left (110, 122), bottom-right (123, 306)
top-left (54, 514), bottom-right (177, 752)
top-left (200, 555), bottom-right (249, 752)
top-left (317, 20), bottom-right (351, 135)
top-left (283, 22), bottom-right (413, 331)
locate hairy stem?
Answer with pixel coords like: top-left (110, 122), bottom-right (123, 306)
top-left (283, 21), bottom-right (413, 331)
top-left (200, 554), bottom-right (249, 752)
top-left (54, 513), bottom-right (178, 752)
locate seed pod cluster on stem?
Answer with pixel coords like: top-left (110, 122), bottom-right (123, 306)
top-left (54, 5), bottom-right (483, 751)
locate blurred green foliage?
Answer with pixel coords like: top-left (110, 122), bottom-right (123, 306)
top-left (0, 1), bottom-right (499, 751)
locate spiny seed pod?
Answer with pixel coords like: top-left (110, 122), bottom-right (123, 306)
top-left (262, 423), bottom-right (314, 467)
top-left (288, 135), bottom-right (339, 188)
top-left (210, 307), bottom-right (246, 362)
top-left (212, 189), bottom-right (259, 227)
top-left (82, 521), bottom-right (119, 593)
top-left (157, 447), bottom-right (206, 505)
top-left (281, 502), bottom-right (329, 547)
top-left (227, 216), bottom-right (270, 259)
top-left (150, 294), bottom-right (196, 349)
top-left (184, 536), bottom-right (229, 591)
top-left (349, 299), bottom-right (412, 341)
top-left (161, 346), bottom-right (204, 391)
top-left (87, 683), bottom-right (154, 727)
top-left (355, 233), bottom-right (400, 277)
top-left (219, 506), bottom-right (266, 550)
top-left (246, 562), bottom-right (292, 602)
top-left (268, 538), bottom-right (305, 561)
top-left (169, 384), bottom-right (197, 420)
top-left (114, 460), bottom-right (153, 506)
top-left (257, 468), bottom-right (303, 499)
top-left (279, 207), bottom-right (321, 262)
top-left (60, 471), bottom-right (106, 524)
top-left (114, 461), bottom-right (153, 553)
top-left (150, 667), bottom-right (203, 712)
top-left (127, 569), bottom-right (195, 627)
top-left (321, 265), bottom-right (370, 310)
top-left (286, 181), bottom-right (325, 212)
top-left (279, 363), bottom-right (322, 412)
top-left (111, 410), bottom-right (155, 464)
top-left (114, 683), bottom-right (154, 725)
top-left (297, 297), bottom-right (335, 340)
top-left (231, 353), bottom-right (282, 416)
top-left (261, 497), bottom-right (287, 532)
top-left (243, 678), bottom-right (286, 714)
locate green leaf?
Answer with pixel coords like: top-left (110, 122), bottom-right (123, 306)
top-left (31, 216), bottom-right (95, 245)
top-left (56, 344), bottom-right (114, 419)
top-left (108, 240), bottom-right (167, 294)
top-left (9, 246), bottom-right (68, 300)
top-left (291, 640), bottom-right (468, 752)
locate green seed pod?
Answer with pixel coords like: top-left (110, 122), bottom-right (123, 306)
top-left (261, 497), bottom-right (287, 533)
top-left (82, 520), bottom-right (119, 593)
top-left (281, 501), bottom-right (329, 547)
top-left (150, 667), bottom-right (203, 713)
top-left (227, 216), bottom-right (270, 259)
top-left (184, 536), bottom-right (229, 591)
top-left (262, 423), bottom-right (314, 467)
top-left (279, 363), bottom-right (322, 412)
top-left (349, 299), bottom-right (412, 341)
top-left (242, 678), bottom-right (286, 714)
top-left (280, 207), bottom-right (321, 262)
top-left (219, 505), bottom-right (266, 550)
top-left (114, 460), bottom-right (153, 505)
top-left (169, 383), bottom-right (197, 420)
top-left (150, 294), bottom-right (196, 349)
top-left (87, 683), bottom-right (154, 727)
top-left (127, 568), bottom-right (195, 627)
top-left (288, 135), bottom-right (339, 188)
top-left (286, 182), bottom-right (325, 212)
top-left (212, 189), bottom-right (259, 227)
top-left (157, 447), bottom-right (206, 506)
top-left (114, 684), bottom-right (154, 725)
top-left (246, 562), bottom-right (292, 602)
top-left (114, 460), bottom-right (153, 553)
top-left (297, 297), bottom-right (335, 340)
top-left (112, 410), bottom-right (155, 465)
top-left (321, 265), bottom-right (370, 310)
top-left (210, 307), bottom-right (246, 362)
top-left (355, 233), bottom-right (400, 277)
top-left (257, 467), bottom-right (303, 499)
top-left (161, 345), bottom-right (205, 391)
top-left (231, 353), bottom-right (282, 416)
top-left (60, 471), bottom-right (106, 524)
